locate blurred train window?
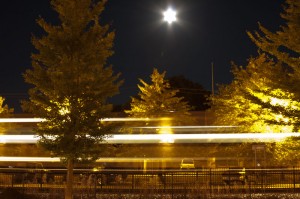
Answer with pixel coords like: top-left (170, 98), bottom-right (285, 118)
top-left (180, 158), bottom-right (195, 169)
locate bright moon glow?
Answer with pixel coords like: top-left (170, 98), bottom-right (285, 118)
top-left (163, 8), bottom-right (177, 24)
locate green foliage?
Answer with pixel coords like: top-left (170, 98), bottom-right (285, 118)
top-left (23, 0), bottom-right (122, 163)
top-left (247, 0), bottom-right (300, 130)
top-left (248, 0), bottom-right (300, 70)
top-left (270, 137), bottom-right (300, 166)
top-left (0, 97), bottom-right (13, 116)
top-left (125, 68), bottom-right (192, 125)
top-left (246, 0), bottom-right (300, 165)
top-left (213, 0), bottom-right (300, 132)
top-left (212, 54), bottom-right (293, 133)
top-left (212, 0), bottom-right (300, 166)
top-left (23, 1), bottom-right (122, 198)
top-left (0, 97), bottom-right (14, 135)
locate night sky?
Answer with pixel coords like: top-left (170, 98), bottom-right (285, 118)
top-left (0, 0), bottom-right (285, 113)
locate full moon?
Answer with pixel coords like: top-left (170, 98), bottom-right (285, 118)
top-left (163, 8), bottom-right (177, 24)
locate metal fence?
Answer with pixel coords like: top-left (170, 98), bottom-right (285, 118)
top-left (1, 167), bottom-right (300, 196)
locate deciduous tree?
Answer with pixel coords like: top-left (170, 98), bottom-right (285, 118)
top-left (168, 75), bottom-right (210, 111)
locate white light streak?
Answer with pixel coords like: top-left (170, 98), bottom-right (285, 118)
top-left (0, 157), bottom-right (60, 162)
top-left (0, 156), bottom-right (246, 163)
top-left (134, 125), bottom-right (237, 129)
top-left (0, 117), bottom-right (171, 123)
top-left (0, 118), bottom-right (46, 123)
top-left (101, 117), bottom-right (171, 122)
top-left (0, 133), bottom-right (299, 144)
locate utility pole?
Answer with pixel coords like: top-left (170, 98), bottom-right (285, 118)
top-left (211, 62), bottom-right (214, 96)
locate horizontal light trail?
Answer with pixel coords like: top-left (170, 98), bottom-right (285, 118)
top-left (0, 118), bottom-right (46, 123)
top-left (0, 117), bottom-right (171, 123)
top-left (0, 133), bottom-right (299, 144)
top-left (0, 126), bottom-right (238, 135)
top-left (0, 156), bottom-right (61, 162)
top-left (0, 156), bottom-right (261, 163)
top-left (0, 156), bottom-right (193, 163)
top-left (132, 125), bottom-right (238, 129)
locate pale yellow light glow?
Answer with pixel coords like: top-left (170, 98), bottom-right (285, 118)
top-left (101, 117), bottom-right (171, 122)
top-left (270, 97), bottom-right (289, 107)
top-left (163, 8), bottom-right (177, 24)
top-left (159, 128), bottom-right (173, 134)
top-left (274, 113), bottom-right (290, 123)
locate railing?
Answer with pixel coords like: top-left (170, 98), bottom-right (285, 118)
top-left (1, 167), bottom-right (300, 197)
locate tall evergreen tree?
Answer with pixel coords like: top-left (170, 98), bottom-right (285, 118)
top-left (212, 0), bottom-right (300, 165)
top-left (125, 68), bottom-right (192, 125)
top-left (212, 54), bottom-right (293, 133)
top-left (247, 0), bottom-right (300, 130)
top-left (124, 69), bottom-right (193, 163)
top-left (213, 0), bottom-right (300, 132)
top-left (248, 0), bottom-right (299, 70)
top-left (23, 0), bottom-right (122, 198)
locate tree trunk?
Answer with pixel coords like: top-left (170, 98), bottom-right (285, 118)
top-left (65, 158), bottom-right (74, 199)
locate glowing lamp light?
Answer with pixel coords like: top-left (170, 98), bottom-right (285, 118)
top-left (163, 8), bottom-right (177, 24)
top-left (159, 134), bottom-right (175, 143)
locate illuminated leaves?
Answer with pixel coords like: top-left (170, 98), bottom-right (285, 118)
top-left (0, 97), bottom-right (14, 135)
top-left (248, 0), bottom-right (300, 69)
top-left (213, 0), bottom-right (300, 133)
top-left (23, 0), bottom-right (121, 163)
top-left (212, 54), bottom-right (294, 133)
top-left (126, 68), bottom-right (192, 124)
top-left (212, 0), bottom-right (300, 165)
top-left (0, 97), bottom-right (13, 116)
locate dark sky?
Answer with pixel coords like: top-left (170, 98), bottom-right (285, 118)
top-left (0, 0), bottom-right (285, 113)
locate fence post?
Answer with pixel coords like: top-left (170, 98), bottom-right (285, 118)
top-left (11, 174), bottom-right (14, 187)
top-left (40, 170), bottom-right (43, 189)
top-left (171, 173), bottom-right (174, 199)
top-left (209, 168), bottom-right (212, 197)
top-left (293, 166), bottom-right (296, 192)
top-left (93, 174), bottom-right (97, 199)
top-left (100, 173), bottom-right (103, 189)
top-left (132, 174), bottom-right (134, 190)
